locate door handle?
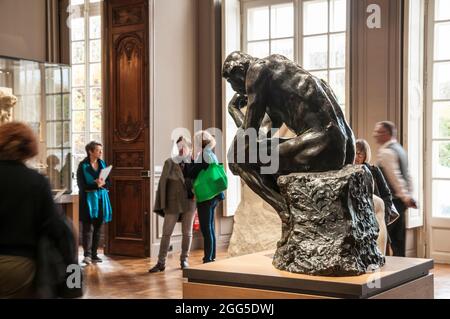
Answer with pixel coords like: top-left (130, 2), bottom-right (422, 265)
top-left (141, 170), bottom-right (151, 178)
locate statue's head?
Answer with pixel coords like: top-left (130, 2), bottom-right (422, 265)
top-left (222, 51), bottom-right (256, 95)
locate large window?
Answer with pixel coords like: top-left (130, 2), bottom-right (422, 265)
top-left (243, 2), bottom-right (295, 60)
top-left (69, 0), bottom-right (103, 186)
top-left (242, 0), bottom-right (348, 113)
top-left (428, 0), bottom-right (450, 218)
top-left (301, 0), bottom-right (347, 112)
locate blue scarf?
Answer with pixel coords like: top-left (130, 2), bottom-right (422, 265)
top-left (82, 159), bottom-right (112, 223)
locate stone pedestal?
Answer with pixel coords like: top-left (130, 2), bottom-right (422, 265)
top-left (274, 165), bottom-right (385, 276)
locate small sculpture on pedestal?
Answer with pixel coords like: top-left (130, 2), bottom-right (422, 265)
top-left (223, 52), bottom-right (385, 276)
top-left (0, 87), bottom-right (17, 125)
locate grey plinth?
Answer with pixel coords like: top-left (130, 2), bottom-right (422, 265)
top-left (274, 165), bottom-right (385, 276)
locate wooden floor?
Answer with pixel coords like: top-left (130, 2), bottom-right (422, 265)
top-left (80, 249), bottom-right (450, 299)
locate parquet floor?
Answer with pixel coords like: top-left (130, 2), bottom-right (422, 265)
top-left (80, 249), bottom-right (228, 299)
top-left (80, 249), bottom-right (450, 299)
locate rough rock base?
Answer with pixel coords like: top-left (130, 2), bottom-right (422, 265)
top-left (273, 165), bottom-right (385, 276)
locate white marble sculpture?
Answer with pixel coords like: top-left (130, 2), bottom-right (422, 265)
top-left (373, 194), bottom-right (387, 255)
top-left (227, 183), bottom-right (281, 257)
top-left (0, 87), bottom-right (17, 124)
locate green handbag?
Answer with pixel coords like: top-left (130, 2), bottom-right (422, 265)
top-left (193, 163), bottom-right (228, 203)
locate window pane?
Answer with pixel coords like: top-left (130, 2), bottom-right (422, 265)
top-left (71, 0), bottom-right (84, 5)
top-left (72, 41), bottom-right (85, 64)
top-left (247, 41), bottom-right (269, 58)
top-left (73, 133), bottom-right (86, 155)
top-left (46, 96), bottom-right (62, 121)
top-left (433, 142), bottom-right (450, 178)
top-left (47, 123), bottom-right (63, 148)
top-left (432, 180), bottom-right (450, 218)
top-left (90, 87), bottom-right (102, 109)
top-left (72, 111), bottom-right (86, 132)
top-left (62, 68), bottom-right (70, 92)
top-left (89, 63), bottom-right (101, 86)
top-left (72, 88), bottom-right (85, 110)
top-left (434, 22), bottom-right (450, 61)
top-left (63, 122), bottom-right (71, 148)
top-left (247, 6), bottom-right (269, 41)
top-left (435, 0), bottom-right (450, 21)
top-left (72, 64), bottom-right (85, 87)
top-left (90, 39), bottom-right (101, 63)
top-left (433, 62), bottom-right (450, 100)
top-left (89, 15), bottom-right (101, 39)
top-left (46, 68), bottom-right (62, 94)
top-left (330, 0), bottom-right (347, 32)
top-left (90, 0), bottom-right (101, 3)
top-left (271, 38), bottom-right (294, 61)
top-left (90, 133), bottom-right (102, 143)
top-left (310, 70), bottom-right (328, 82)
top-left (303, 0), bottom-right (328, 35)
top-left (63, 94), bottom-right (71, 120)
top-left (90, 110), bottom-right (102, 132)
top-left (330, 33), bottom-right (346, 68)
top-left (71, 17), bottom-right (85, 41)
top-left (303, 35), bottom-right (328, 69)
top-left (329, 69), bottom-right (346, 104)
top-left (271, 3), bottom-right (294, 38)
top-left (433, 102), bottom-right (450, 138)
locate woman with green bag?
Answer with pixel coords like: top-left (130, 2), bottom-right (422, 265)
top-left (187, 131), bottom-right (227, 264)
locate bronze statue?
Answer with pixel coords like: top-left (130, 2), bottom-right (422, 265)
top-left (223, 51), bottom-right (355, 213)
top-left (223, 52), bottom-right (385, 276)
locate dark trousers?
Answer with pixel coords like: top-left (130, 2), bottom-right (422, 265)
top-left (388, 199), bottom-right (406, 257)
top-left (197, 197), bottom-right (219, 263)
top-left (82, 204), bottom-right (103, 258)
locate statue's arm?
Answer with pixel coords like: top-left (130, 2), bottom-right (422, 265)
top-left (228, 93), bottom-right (247, 128)
top-left (243, 92), bottom-right (266, 132)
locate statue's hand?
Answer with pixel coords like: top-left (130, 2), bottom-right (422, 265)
top-left (230, 94), bottom-right (248, 110)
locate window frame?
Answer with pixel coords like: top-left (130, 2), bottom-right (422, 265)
top-left (241, 0), bottom-right (350, 118)
top-left (425, 0), bottom-right (450, 220)
top-left (69, 0), bottom-right (104, 190)
top-left (242, 0), bottom-right (298, 61)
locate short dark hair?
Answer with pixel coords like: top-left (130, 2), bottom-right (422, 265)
top-left (0, 122), bottom-right (38, 162)
top-left (379, 121), bottom-right (397, 138)
top-left (85, 141), bottom-right (102, 158)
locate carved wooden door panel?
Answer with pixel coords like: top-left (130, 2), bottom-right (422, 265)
top-left (105, 0), bottom-right (150, 257)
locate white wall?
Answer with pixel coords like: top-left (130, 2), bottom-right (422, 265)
top-left (0, 0), bottom-right (47, 61)
top-left (153, 0), bottom-right (197, 166)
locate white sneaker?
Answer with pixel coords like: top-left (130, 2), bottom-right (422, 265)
top-left (82, 256), bottom-right (92, 264)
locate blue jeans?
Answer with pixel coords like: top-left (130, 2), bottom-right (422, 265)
top-left (197, 197), bottom-right (219, 263)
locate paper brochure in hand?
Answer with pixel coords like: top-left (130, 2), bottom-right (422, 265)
top-left (100, 165), bottom-right (113, 180)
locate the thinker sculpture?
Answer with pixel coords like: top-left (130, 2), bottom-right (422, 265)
top-left (223, 52), bottom-right (385, 276)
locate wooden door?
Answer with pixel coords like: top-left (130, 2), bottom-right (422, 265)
top-left (104, 0), bottom-right (150, 257)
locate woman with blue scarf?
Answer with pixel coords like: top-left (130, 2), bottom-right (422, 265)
top-left (76, 141), bottom-right (112, 265)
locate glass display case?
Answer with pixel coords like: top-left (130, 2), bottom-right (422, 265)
top-left (0, 55), bottom-right (72, 193)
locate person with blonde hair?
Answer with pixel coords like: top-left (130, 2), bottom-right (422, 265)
top-left (355, 139), bottom-right (399, 255)
top-left (188, 131), bottom-right (226, 264)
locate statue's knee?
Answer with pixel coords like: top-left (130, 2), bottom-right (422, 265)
top-left (229, 162), bottom-right (241, 175)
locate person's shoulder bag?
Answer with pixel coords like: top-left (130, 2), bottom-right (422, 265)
top-left (193, 163), bottom-right (228, 203)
